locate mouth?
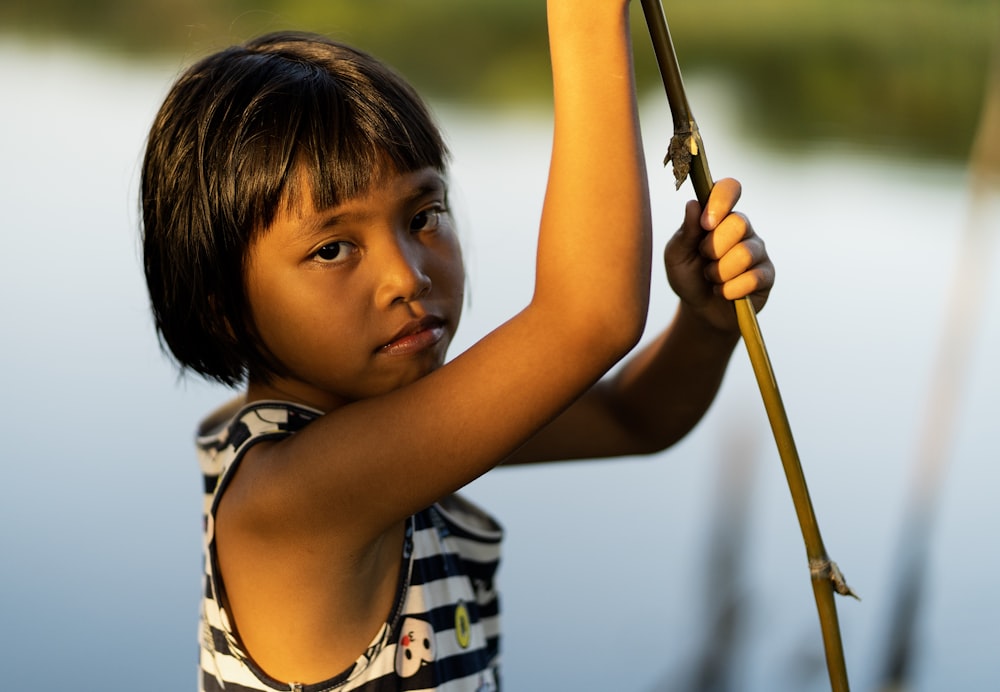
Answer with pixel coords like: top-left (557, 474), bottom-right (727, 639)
top-left (378, 315), bottom-right (447, 356)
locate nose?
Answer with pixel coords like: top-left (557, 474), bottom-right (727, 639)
top-left (375, 234), bottom-right (432, 307)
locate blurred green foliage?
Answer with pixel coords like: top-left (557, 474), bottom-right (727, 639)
top-left (2, 0), bottom-right (996, 161)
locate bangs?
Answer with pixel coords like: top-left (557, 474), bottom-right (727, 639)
top-left (235, 46), bottom-right (449, 231)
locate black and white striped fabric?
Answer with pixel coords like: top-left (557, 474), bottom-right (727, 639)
top-left (195, 401), bottom-right (503, 692)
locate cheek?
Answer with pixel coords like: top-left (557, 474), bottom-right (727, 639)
top-left (246, 268), bottom-right (349, 359)
top-left (435, 238), bottom-right (466, 302)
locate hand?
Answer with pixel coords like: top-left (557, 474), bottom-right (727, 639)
top-left (664, 178), bottom-right (774, 333)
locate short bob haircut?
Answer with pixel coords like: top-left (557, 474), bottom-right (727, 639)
top-left (141, 31), bottom-right (449, 387)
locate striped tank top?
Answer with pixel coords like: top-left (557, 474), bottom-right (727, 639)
top-left (195, 400), bottom-right (503, 691)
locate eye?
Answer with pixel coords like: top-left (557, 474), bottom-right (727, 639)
top-left (410, 205), bottom-right (447, 233)
top-left (313, 241), bottom-right (356, 263)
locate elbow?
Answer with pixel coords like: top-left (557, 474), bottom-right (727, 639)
top-left (569, 291), bottom-right (649, 368)
top-left (575, 270), bottom-right (651, 362)
top-left (531, 257), bottom-right (651, 365)
top-left (596, 297), bottom-right (648, 362)
top-left (633, 429), bottom-right (686, 456)
top-left (594, 257), bottom-right (653, 359)
top-left (633, 407), bottom-right (708, 455)
top-left (609, 422), bottom-right (690, 459)
top-left (596, 382), bottom-right (706, 457)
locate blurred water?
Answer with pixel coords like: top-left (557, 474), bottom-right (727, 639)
top-left (1, 41), bottom-right (997, 691)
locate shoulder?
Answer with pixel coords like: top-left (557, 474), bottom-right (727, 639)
top-left (197, 397), bottom-right (324, 498)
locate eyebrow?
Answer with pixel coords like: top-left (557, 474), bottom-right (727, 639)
top-left (307, 171), bottom-right (448, 233)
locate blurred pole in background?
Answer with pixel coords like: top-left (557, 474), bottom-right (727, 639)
top-left (645, 423), bottom-right (759, 692)
top-left (874, 25), bottom-right (1000, 692)
top-left (682, 427), bottom-right (758, 692)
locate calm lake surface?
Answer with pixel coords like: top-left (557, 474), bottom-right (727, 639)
top-left (1, 40), bottom-right (997, 691)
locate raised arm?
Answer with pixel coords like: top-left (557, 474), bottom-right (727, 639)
top-left (222, 1), bottom-right (651, 543)
top-left (537, 0), bottom-right (651, 333)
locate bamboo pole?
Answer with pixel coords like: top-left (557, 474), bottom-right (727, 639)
top-left (636, 2), bottom-right (857, 690)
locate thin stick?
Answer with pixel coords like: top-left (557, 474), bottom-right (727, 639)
top-left (875, 35), bottom-right (1000, 690)
top-left (637, 2), bottom-right (856, 690)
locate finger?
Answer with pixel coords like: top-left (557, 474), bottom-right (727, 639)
top-left (700, 212), bottom-right (751, 260)
top-left (715, 261), bottom-right (776, 302)
top-left (701, 177), bottom-right (742, 230)
top-left (706, 236), bottom-right (767, 283)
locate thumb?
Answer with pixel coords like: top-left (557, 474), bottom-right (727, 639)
top-left (664, 199), bottom-right (705, 270)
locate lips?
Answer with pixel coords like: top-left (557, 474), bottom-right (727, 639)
top-left (378, 315), bottom-right (447, 356)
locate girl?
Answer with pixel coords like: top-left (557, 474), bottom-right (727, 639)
top-left (141, 2), bottom-right (773, 690)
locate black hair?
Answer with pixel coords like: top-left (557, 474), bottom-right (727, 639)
top-left (141, 31), bottom-right (449, 387)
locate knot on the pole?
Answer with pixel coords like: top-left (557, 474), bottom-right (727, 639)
top-left (810, 558), bottom-right (861, 601)
top-left (664, 122), bottom-right (697, 190)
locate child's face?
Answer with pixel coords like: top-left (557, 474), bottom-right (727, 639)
top-left (243, 166), bottom-right (464, 411)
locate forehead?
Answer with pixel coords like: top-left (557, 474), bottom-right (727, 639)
top-left (276, 164), bottom-right (448, 232)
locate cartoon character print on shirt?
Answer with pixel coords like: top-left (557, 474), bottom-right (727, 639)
top-left (395, 617), bottom-right (436, 678)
